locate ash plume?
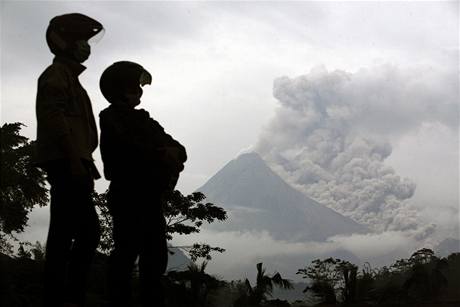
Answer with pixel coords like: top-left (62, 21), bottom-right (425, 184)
top-left (257, 65), bottom-right (457, 237)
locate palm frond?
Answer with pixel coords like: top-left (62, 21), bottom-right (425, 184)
top-left (272, 272), bottom-right (294, 290)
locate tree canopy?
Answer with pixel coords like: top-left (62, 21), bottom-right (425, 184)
top-left (94, 189), bottom-right (227, 261)
top-left (297, 257), bottom-right (357, 304)
top-left (0, 123), bottom-right (48, 253)
top-left (235, 262), bottom-right (293, 307)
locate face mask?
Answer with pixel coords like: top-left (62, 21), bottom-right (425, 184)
top-left (73, 40), bottom-right (91, 63)
top-left (123, 86), bottom-right (143, 108)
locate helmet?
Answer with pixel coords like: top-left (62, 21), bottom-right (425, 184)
top-left (100, 61), bottom-right (152, 103)
top-left (46, 13), bottom-right (104, 55)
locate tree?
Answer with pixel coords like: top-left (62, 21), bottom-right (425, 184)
top-left (163, 190), bottom-right (227, 239)
top-left (408, 248), bottom-right (436, 265)
top-left (368, 248), bottom-right (450, 304)
top-left (164, 190), bottom-right (227, 261)
top-left (166, 261), bottom-right (222, 307)
top-left (355, 262), bottom-right (375, 302)
top-left (297, 257), bottom-right (358, 304)
top-left (30, 241), bottom-right (45, 261)
top-left (17, 242), bottom-right (32, 260)
top-left (0, 123), bottom-right (48, 254)
top-left (94, 189), bottom-right (227, 260)
top-left (402, 248), bottom-right (448, 301)
top-left (92, 190), bottom-right (113, 253)
top-left (235, 262), bottom-right (293, 307)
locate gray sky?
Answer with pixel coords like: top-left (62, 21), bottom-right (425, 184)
top-left (2, 0), bottom-right (459, 278)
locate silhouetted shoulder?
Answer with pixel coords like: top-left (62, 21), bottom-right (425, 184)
top-left (137, 108), bottom-right (166, 131)
top-left (99, 105), bottom-right (113, 119)
top-left (99, 106), bottom-right (152, 127)
top-left (38, 62), bottom-right (70, 89)
top-left (136, 108), bottom-right (150, 118)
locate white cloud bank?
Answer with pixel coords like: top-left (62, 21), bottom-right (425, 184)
top-left (173, 228), bottom-right (422, 282)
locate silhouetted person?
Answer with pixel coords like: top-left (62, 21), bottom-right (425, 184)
top-left (35, 13), bottom-right (104, 307)
top-left (99, 61), bottom-right (187, 307)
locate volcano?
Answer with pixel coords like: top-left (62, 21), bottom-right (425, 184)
top-left (197, 152), bottom-right (368, 242)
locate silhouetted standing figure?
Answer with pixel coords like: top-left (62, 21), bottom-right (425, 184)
top-left (99, 61), bottom-right (187, 307)
top-left (35, 13), bottom-right (104, 307)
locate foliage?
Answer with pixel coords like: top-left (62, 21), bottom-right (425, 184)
top-left (235, 262), bottom-right (293, 307)
top-left (0, 123), bottom-right (48, 254)
top-left (176, 243), bottom-right (226, 262)
top-left (92, 190), bottom-right (113, 253)
top-left (358, 248), bottom-right (451, 305)
top-left (163, 190), bottom-right (227, 240)
top-left (297, 257), bottom-right (357, 303)
top-left (94, 189), bottom-right (227, 261)
top-left (17, 242), bottom-right (32, 260)
top-left (355, 262), bottom-right (375, 301)
top-left (296, 249), bottom-right (454, 305)
top-left (29, 241), bottom-right (45, 261)
top-left (400, 249), bottom-right (448, 302)
top-left (1, 248), bottom-right (460, 306)
top-left (165, 261), bottom-right (223, 307)
top-left (0, 252), bottom-right (45, 307)
top-left (164, 190), bottom-right (227, 261)
top-left (408, 247), bottom-right (436, 265)
top-left (297, 258), bottom-right (343, 289)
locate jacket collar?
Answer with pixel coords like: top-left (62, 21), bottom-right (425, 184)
top-left (109, 102), bottom-right (136, 111)
top-left (53, 56), bottom-right (86, 76)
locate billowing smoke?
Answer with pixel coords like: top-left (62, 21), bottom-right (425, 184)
top-left (257, 65), bottom-right (457, 236)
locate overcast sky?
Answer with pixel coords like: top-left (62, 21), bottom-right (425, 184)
top-left (2, 0), bottom-right (459, 278)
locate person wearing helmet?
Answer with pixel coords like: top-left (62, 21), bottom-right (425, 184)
top-left (35, 13), bottom-right (104, 307)
top-left (99, 61), bottom-right (187, 307)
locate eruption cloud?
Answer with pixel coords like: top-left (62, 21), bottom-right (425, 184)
top-left (257, 65), bottom-right (457, 238)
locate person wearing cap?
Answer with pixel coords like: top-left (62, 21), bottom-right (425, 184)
top-left (35, 13), bottom-right (104, 307)
top-left (99, 61), bottom-right (187, 307)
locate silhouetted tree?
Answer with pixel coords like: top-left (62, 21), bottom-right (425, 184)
top-left (408, 247), bottom-right (436, 265)
top-left (166, 261), bottom-right (222, 307)
top-left (445, 253), bottom-right (460, 300)
top-left (0, 123), bottom-right (48, 254)
top-left (92, 190), bottom-right (113, 253)
top-left (17, 242), bottom-right (32, 260)
top-left (355, 262), bottom-right (375, 302)
top-left (297, 257), bottom-right (358, 304)
top-left (235, 262), bottom-right (293, 307)
top-left (30, 241), bottom-right (45, 262)
top-left (340, 261), bottom-right (358, 303)
top-left (163, 191), bottom-right (226, 238)
top-left (367, 248), bottom-right (451, 305)
top-left (94, 189), bottom-right (227, 260)
top-left (401, 248), bottom-right (448, 301)
top-left (165, 190), bottom-right (227, 261)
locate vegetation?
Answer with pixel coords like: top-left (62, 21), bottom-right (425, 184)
top-left (296, 249), bottom-right (460, 306)
top-left (94, 189), bottom-right (227, 261)
top-left (164, 261), bottom-right (224, 307)
top-left (0, 123), bottom-right (48, 254)
top-left (2, 246), bottom-right (460, 306)
top-left (234, 262), bottom-right (293, 307)
top-left (297, 258), bottom-right (357, 304)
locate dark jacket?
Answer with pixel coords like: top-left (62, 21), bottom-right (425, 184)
top-left (35, 56), bottom-right (98, 164)
top-left (99, 104), bottom-right (187, 188)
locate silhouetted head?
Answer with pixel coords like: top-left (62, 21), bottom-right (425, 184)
top-left (46, 13), bottom-right (104, 63)
top-left (100, 61), bottom-right (152, 107)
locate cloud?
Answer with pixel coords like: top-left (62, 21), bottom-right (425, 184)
top-left (16, 206), bottom-right (49, 244)
top-left (172, 228), bottom-right (423, 281)
top-left (328, 230), bottom-right (429, 260)
top-left (256, 65), bottom-right (458, 235)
